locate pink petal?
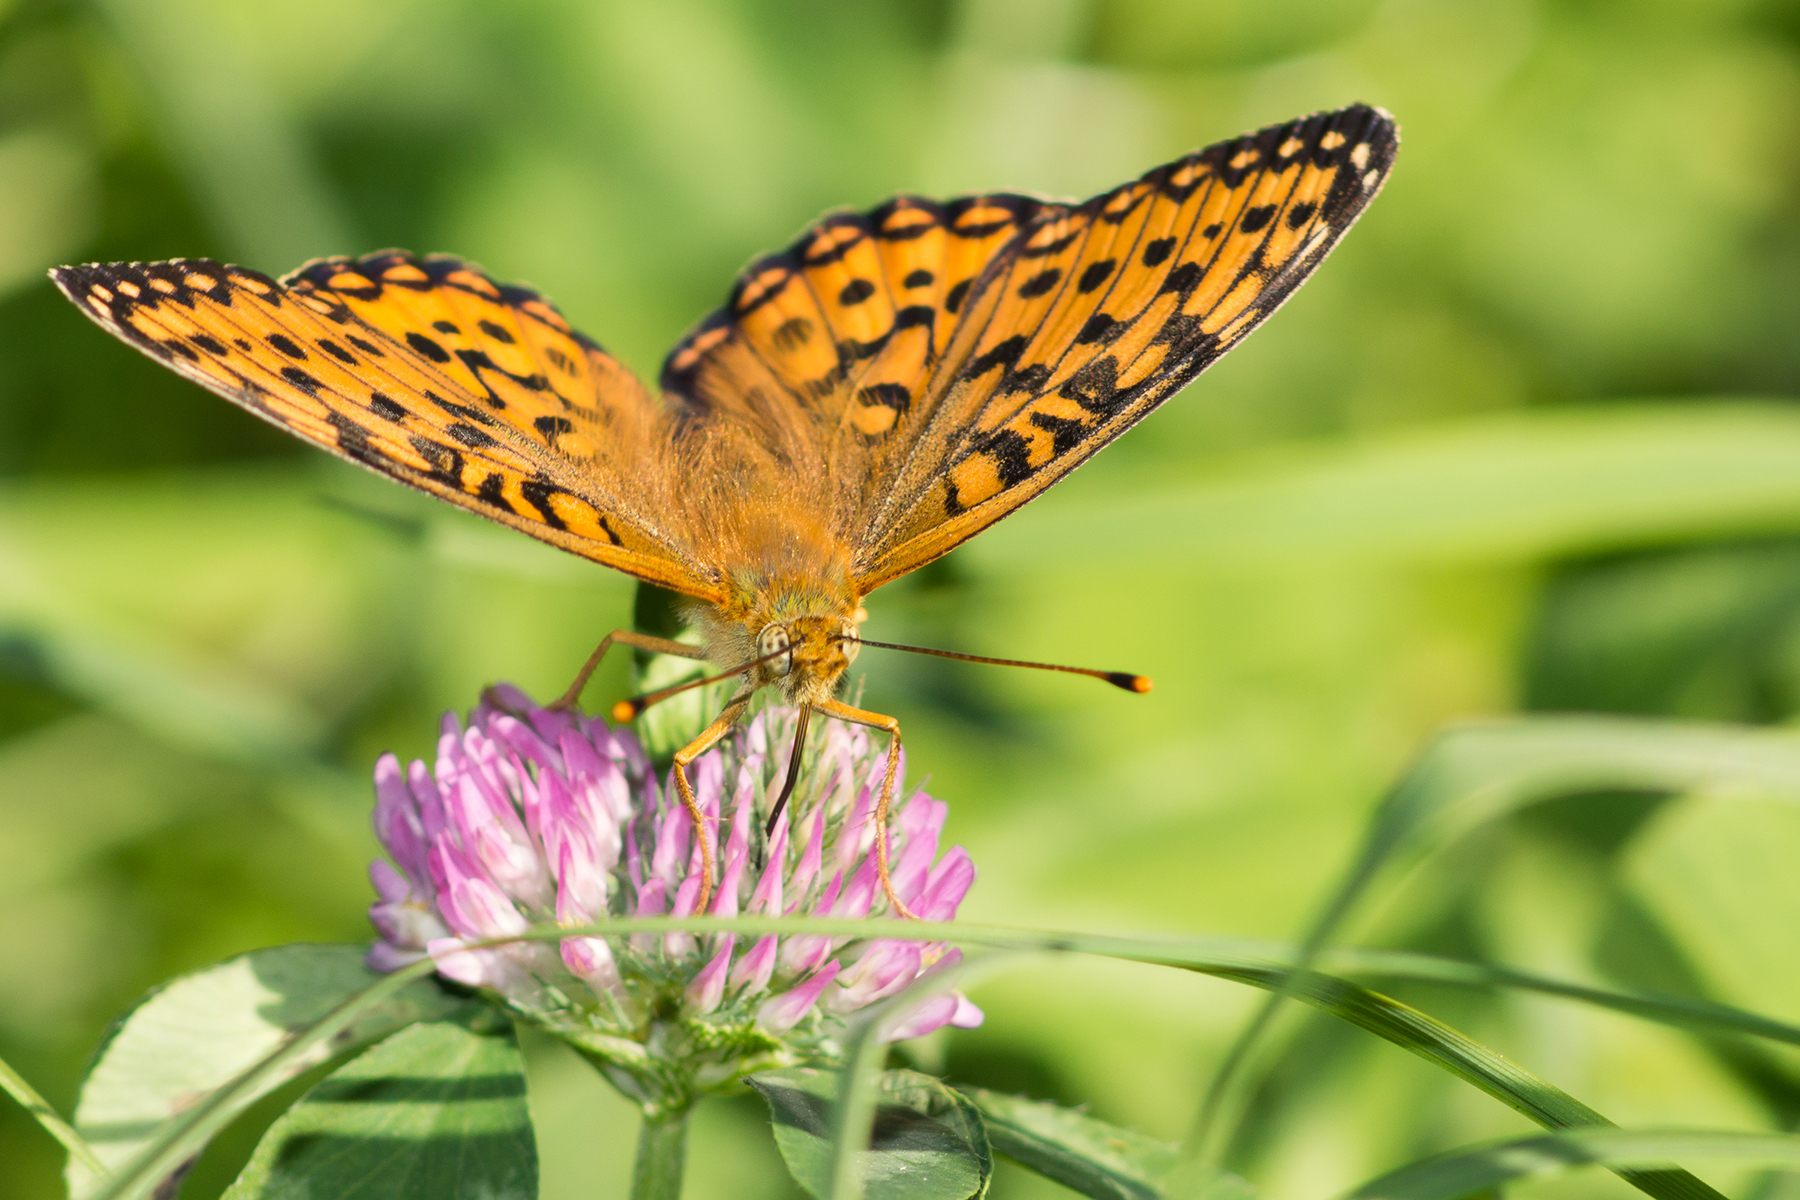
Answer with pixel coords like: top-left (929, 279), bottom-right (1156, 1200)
top-left (914, 846), bottom-right (976, 921)
top-left (372, 755), bottom-right (429, 883)
top-left (881, 993), bottom-right (962, 1042)
top-left (561, 934), bottom-right (621, 998)
top-left (757, 959), bottom-right (841, 1033)
top-left (685, 936), bottom-right (735, 1014)
top-left (788, 803), bottom-right (826, 899)
top-left (730, 934), bottom-right (779, 993)
top-left (748, 817), bottom-right (788, 916)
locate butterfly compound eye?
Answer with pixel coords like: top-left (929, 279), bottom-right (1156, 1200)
top-left (757, 624), bottom-right (793, 676)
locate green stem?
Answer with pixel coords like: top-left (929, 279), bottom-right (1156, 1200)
top-left (631, 1103), bottom-right (692, 1200)
top-left (0, 1050), bottom-right (106, 1174)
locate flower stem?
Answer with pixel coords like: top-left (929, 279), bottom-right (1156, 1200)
top-left (0, 1051), bottom-right (105, 1174)
top-left (631, 1103), bottom-right (692, 1200)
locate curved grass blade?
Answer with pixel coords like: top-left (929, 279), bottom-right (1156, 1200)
top-left (823, 953), bottom-right (1010, 1200)
top-left (0, 1051), bottom-right (105, 1174)
top-left (1192, 716), bottom-right (1800, 1165)
top-left (1344, 1128), bottom-right (1800, 1200)
top-left (1321, 946), bottom-right (1800, 1049)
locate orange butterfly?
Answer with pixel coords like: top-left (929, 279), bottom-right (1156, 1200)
top-left (54, 104), bottom-right (1397, 917)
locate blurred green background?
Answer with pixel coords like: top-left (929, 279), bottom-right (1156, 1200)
top-left (4, 0), bottom-right (1800, 1197)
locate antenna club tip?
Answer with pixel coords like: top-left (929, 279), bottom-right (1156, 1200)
top-left (610, 699), bottom-right (640, 723)
top-left (1107, 672), bottom-right (1153, 694)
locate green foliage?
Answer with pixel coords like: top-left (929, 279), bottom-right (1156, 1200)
top-left (751, 1068), bottom-right (992, 1200)
top-left (5, 0), bottom-right (1800, 1198)
top-left (221, 1009), bottom-right (536, 1200)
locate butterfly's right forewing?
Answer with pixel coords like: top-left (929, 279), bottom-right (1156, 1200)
top-left (856, 104), bottom-right (1399, 589)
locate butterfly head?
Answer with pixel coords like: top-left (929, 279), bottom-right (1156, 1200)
top-left (753, 613), bottom-right (861, 705)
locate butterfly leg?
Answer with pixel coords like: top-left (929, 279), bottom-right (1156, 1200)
top-left (551, 629), bottom-right (711, 710)
top-left (671, 686), bottom-right (754, 915)
top-left (811, 698), bottom-right (919, 920)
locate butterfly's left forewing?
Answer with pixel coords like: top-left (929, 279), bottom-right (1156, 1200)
top-left (853, 104), bottom-right (1398, 590)
top-left (52, 253), bottom-right (725, 600)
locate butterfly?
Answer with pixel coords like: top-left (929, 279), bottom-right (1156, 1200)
top-left (53, 103), bottom-right (1397, 918)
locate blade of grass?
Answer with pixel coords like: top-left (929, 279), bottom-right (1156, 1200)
top-left (1321, 947), bottom-right (1800, 1049)
top-left (0, 1051), bottom-right (105, 1175)
top-left (826, 953), bottom-right (1012, 1200)
top-left (1344, 1128), bottom-right (1800, 1200)
top-left (1191, 716), bottom-right (1800, 1166)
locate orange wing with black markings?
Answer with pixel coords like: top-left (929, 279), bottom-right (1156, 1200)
top-left (50, 252), bottom-right (725, 601)
top-left (854, 104), bottom-right (1398, 588)
top-left (661, 192), bottom-right (1047, 444)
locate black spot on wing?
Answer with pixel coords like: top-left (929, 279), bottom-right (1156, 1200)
top-left (1021, 228), bottom-right (1081, 258)
top-left (1286, 201), bottom-right (1317, 229)
top-left (432, 319), bottom-right (459, 334)
top-left (448, 422), bottom-right (498, 448)
top-left (478, 319), bottom-right (516, 343)
top-left (191, 334), bottom-right (227, 355)
top-left (962, 334), bottom-right (1027, 380)
top-left (1028, 409), bottom-right (1087, 456)
top-left (857, 383), bottom-right (912, 413)
top-left (892, 305), bottom-right (935, 332)
top-left (1059, 355), bottom-right (1125, 417)
top-left (427, 391), bottom-right (496, 426)
top-left (1001, 362), bottom-right (1051, 395)
top-left (1159, 262), bottom-right (1203, 295)
top-left (410, 436), bottom-right (464, 487)
top-left (280, 366), bottom-right (322, 395)
top-left (838, 278), bottom-right (876, 306)
top-left (1017, 268), bottom-right (1061, 299)
top-left (1077, 260), bottom-right (1115, 292)
top-left (456, 347), bottom-right (545, 401)
top-left (902, 269), bottom-right (934, 288)
top-left (268, 333), bottom-right (307, 360)
top-left (369, 392), bottom-right (407, 422)
top-left (945, 279), bottom-right (971, 314)
top-left (405, 331), bottom-right (451, 362)
top-left (1142, 238), bottom-right (1175, 267)
top-left (1240, 205), bottom-right (1277, 234)
top-left (318, 339), bottom-right (357, 364)
top-left (977, 428), bottom-right (1035, 488)
top-left (476, 472), bottom-right (511, 510)
top-left (326, 410), bottom-right (380, 465)
top-left (772, 317), bottom-right (813, 351)
top-left (346, 334), bottom-right (385, 357)
top-left (516, 478), bottom-right (610, 538)
top-left (1076, 313), bottom-right (1125, 345)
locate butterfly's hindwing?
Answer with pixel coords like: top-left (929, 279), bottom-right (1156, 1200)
top-left (51, 253), bottom-right (724, 600)
top-left (660, 193), bottom-right (1045, 439)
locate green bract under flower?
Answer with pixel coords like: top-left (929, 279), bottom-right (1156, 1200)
top-left (367, 686), bottom-right (979, 1106)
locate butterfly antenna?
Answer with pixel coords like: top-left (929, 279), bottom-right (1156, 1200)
top-left (765, 703), bottom-right (812, 838)
top-left (609, 646), bottom-right (791, 723)
top-left (845, 637), bottom-right (1152, 693)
